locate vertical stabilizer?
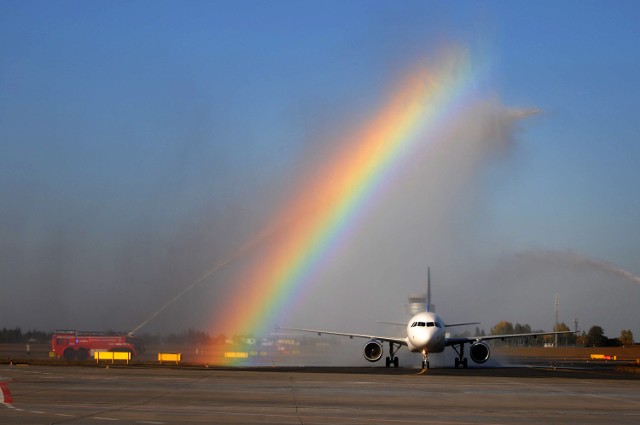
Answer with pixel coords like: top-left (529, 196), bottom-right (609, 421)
top-left (426, 267), bottom-right (432, 312)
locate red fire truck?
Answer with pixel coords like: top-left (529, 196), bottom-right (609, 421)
top-left (51, 330), bottom-right (145, 361)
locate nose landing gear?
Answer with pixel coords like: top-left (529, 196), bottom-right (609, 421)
top-left (421, 349), bottom-right (430, 370)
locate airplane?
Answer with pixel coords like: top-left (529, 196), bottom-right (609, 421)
top-left (278, 268), bottom-right (575, 369)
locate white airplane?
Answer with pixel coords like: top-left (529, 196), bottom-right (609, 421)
top-left (279, 269), bottom-right (575, 369)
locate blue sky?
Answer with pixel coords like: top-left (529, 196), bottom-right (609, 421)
top-left (1, 1), bottom-right (639, 334)
top-left (487, 2), bottom-right (640, 268)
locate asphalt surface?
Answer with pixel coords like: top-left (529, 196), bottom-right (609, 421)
top-left (1, 364), bottom-right (639, 424)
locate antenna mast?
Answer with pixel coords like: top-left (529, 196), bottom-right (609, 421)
top-left (426, 267), bottom-right (432, 312)
top-left (555, 293), bottom-right (560, 347)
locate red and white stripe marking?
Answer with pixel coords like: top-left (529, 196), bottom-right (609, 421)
top-left (1, 381), bottom-right (14, 404)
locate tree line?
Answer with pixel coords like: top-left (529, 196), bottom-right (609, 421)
top-left (0, 328), bottom-right (51, 344)
top-left (1, 325), bottom-right (635, 348)
top-left (484, 321), bottom-right (635, 347)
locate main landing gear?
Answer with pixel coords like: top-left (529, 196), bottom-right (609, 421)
top-left (385, 341), bottom-right (400, 367)
top-left (452, 343), bottom-right (469, 368)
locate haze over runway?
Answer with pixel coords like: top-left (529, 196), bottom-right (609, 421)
top-left (1, 1), bottom-right (639, 340)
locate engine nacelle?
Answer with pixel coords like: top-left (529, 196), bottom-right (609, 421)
top-left (363, 340), bottom-right (383, 362)
top-left (469, 341), bottom-right (490, 364)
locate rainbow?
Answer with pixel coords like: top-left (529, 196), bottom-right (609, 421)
top-left (210, 47), bottom-right (483, 346)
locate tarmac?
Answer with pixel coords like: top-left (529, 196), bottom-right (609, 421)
top-left (1, 364), bottom-right (639, 424)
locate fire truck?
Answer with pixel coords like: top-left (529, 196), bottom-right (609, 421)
top-left (51, 330), bottom-right (145, 361)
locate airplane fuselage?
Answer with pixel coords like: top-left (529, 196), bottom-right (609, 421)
top-left (406, 311), bottom-right (446, 353)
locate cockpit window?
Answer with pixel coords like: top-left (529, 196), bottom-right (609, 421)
top-left (412, 321), bottom-right (441, 328)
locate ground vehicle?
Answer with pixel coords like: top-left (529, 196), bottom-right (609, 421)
top-left (51, 330), bottom-right (145, 361)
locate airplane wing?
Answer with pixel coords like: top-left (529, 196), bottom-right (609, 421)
top-left (445, 321), bottom-right (480, 327)
top-left (277, 326), bottom-right (408, 346)
top-left (445, 330), bottom-right (576, 347)
top-left (376, 321), bottom-right (405, 326)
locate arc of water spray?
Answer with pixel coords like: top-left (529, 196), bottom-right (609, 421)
top-left (128, 201), bottom-right (325, 336)
top-left (520, 249), bottom-right (640, 285)
top-left (128, 225), bottom-right (276, 336)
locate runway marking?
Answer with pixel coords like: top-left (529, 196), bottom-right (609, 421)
top-left (1, 382), bottom-right (14, 404)
top-left (206, 409), bottom-right (473, 424)
top-left (93, 417), bottom-right (119, 421)
top-left (289, 376), bottom-right (304, 425)
top-left (498, 375), bottom-right (640, 407)
top-left (586, 392), bottom-right (640, 406)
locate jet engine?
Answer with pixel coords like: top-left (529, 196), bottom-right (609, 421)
top-left (469, 341), bottom-right (490, 363)
top-left (363, 340), bottom-right (383, 362)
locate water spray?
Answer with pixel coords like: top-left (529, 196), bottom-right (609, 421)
top-left (127, 202), bottom-right (322, 336)
top-left (128, 224), bottom-right (278, 336)
top-left (518, 249), bottom-right (640, 285)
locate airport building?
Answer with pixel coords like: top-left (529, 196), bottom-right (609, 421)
top-left (405, 293), bottom-right (428, 315)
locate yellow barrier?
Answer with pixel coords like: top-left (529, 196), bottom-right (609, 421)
top-left (590, 354), bottom-right (616, 360)
top-left (158, 353), bottom-right (182, 365)
top-left (94, 351), bottom-right (131, 364)
top-left (224, 352), bottom-right (249, 359)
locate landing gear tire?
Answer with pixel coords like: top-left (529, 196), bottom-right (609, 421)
top-left (384, 342), bottom-right (402, 368)
top-left (452, 343), bottom-right (468, 369)
top-left (385, 356), bottom-right (400, 368)
top-left (455, 357), bottom-right (469, 368)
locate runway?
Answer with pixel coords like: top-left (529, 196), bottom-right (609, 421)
top-left (1, 365), bottom-right (639, 424)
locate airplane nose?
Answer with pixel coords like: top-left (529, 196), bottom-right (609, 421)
top-left (412, 329), bottom-right (430, 346)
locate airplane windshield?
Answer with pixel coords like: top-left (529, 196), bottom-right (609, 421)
top-left (427, 322), bottom-right (435, 327)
